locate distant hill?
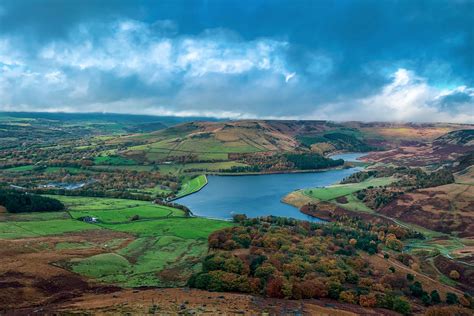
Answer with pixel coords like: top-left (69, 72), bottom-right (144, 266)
top-left (118, 121), bottom-right (304, 162)
top-left (105, 120), bottom-right (471, 163)
top-left (434, 129), bottom-right (474, 147)
top-left (0, 111), bottom-right (219, 135)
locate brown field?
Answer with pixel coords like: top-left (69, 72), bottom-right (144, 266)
top-left (281, 191), bottom-right (315, 209)
top-left (362, 143), bottom-right (472, 167)
top-left (0, 230), bottom-right (133, 310)
top-left (455, 165), bottom-right (474, 185)
top-left (365, 127), bottom-right (454, 142)
top-left (379, 183), bottom-right (474, 237)
top-left (452, 245), bottom-right (474, 259)
top-left (43, 288), bottom-right (402, 315)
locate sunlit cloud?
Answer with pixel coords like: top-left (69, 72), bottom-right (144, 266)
top-left (316, 69), bottom-right (474, 123)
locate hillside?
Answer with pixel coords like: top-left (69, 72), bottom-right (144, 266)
top-left (104, 120), bottom-right (470, 164)
top-left (120, 121), bottom-right (303, 162)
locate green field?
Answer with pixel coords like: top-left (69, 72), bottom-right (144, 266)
top-left (48, 195), bottom-right (185, 223)
top-left (69, 205), bottom-right (184, 223)
top-left (91, 165), bottom-right (155, 172)
top-left (156, 161), bottom-right (249, 175)
top-left (126, 134), bottom-right (265, 162)
top-left (44, 167), bottom-right (86, 174)
top-left (69, 216), bottom-right (232, 287)
top-left (94, 155), bottom-right (136, 165)
top-left (50, 195), bottom-right (158, 211)
top-left (0, 211), bottom-right (71, 222)
top-left (2, 165), bottom-right (35, 172)
top-left (0, 194), bottom-right (232, 287)
top-left (67, 215), bottom-right (232, 287)
top-left (302, 177), bottom-right (395, 201)
top-left (99, 217), bottom-right (230, 239)
top-left (0, 219), bottom-right (97, 239)
top-left (335, 193), bottom-right (374, 212)
top-left (175, 175), bottom-right (208, 198)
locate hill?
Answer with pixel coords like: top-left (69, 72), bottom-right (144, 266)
top-left (105, 120), bottom-right (470, 164)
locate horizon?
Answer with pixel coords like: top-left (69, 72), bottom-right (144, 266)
top-left (2, 110), bottom-right (474, 125)
top-left (0, 0), bottom-right (473, 123)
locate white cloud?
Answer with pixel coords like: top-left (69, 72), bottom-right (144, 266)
top-left (316, 68), bottom-right (474, 123)
top-left (285, 72), bottom-right (296, 83)
top-left (0, 18), bottom-right (472, 123)
top-left (37, 19), bottom-right (292, 82)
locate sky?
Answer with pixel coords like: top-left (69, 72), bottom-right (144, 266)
top-left (0, 0), bottom-right (473, 123)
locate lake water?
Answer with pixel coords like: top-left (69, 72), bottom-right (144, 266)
top-left (329, 152), bottom-right (368, 162)
top-left (176, 153), bottom-right (367, 221)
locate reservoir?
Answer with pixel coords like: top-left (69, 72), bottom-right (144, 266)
top-left (329, 152), bottom-right (368, 162)
top-left (176, 153), bottom-right (367, 221)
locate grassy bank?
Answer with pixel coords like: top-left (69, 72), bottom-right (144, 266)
top-left (175, 175), bottom-right (208, 199)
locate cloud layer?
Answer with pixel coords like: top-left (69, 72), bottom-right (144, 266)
top-left (0, 1), bottom-right (472, 122)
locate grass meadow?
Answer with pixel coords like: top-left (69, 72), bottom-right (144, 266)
top-left (302, 177), bottom-right (395, 201)
top-left (0, 193), bottom-right (233, 287)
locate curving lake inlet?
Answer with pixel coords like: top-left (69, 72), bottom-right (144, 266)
top-left (176, 153), bottom-right (367, 221)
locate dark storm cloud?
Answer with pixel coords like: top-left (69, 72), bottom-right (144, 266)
top-left (0, 0), bottom-right (472, 122)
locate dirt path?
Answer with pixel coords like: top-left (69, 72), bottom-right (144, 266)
top-left (374, 253), bottom-right (464, 297)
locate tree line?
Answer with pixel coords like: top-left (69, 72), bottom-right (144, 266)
top-left (0, 188), bottom-right (64, 213)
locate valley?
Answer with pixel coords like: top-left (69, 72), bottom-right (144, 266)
top-left (0, 112), bottom-right (473, 315)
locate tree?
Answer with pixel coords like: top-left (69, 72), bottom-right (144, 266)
top-left (0, 189), bottom-right (65, 213)
top-left (255, 263), bottom-right (276, 281)
top-left (339, 291), bottom-right (358, 304)
top-left (266, 277), bottom-right (284, 298)
top-left (449, 270), bottom-right (460, 280)
top-left (430, 290), bottom-right (441, 304)
top-left (421, 292), bottom-right (431, 306)
top-left (409, 281), bottom-right (424, 298)
top-left (392, 297), bottom-right (411, 315)
top-left (327, 281), bottom-right (343, 299)
top-left (292, 279), bottom-right (327, 299)
top-left (385, 234), bottom-right (404, 251)
top-left (359, 294), bottom-right (377, 307)
top-left (446, 292), bottom-right (459, 305)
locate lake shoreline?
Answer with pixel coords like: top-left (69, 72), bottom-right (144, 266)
top-left (205, 164), bottom-right (356, 177)
top-left (171, 175), bottom-right (208, 201)
top-left (204, 151), bottom-right (370, 177)
top-left (177, 153), bottom-right (370, 222)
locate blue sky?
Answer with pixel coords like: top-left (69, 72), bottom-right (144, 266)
top-left (0, 0), bottom-right (472, 122)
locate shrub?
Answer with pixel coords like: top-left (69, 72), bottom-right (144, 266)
top-left (422, 292), bottom-right (432, 306)
top-left (430, 290), bottom-right (441, 304)
top-left (446, 292), bottom-right (459, 305)
top-left (409, 281), bottom-right (424, 298)
top-left (449, 270), bottom-right (460, 280)
top-left (392, 297), bottom-right (411, 315)
top-left (339, 291), bottom-right (358, 304)
top-left (266, 277), bottom-right (284, 298)
top-left (359, 293), bottom-right (377, 307)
